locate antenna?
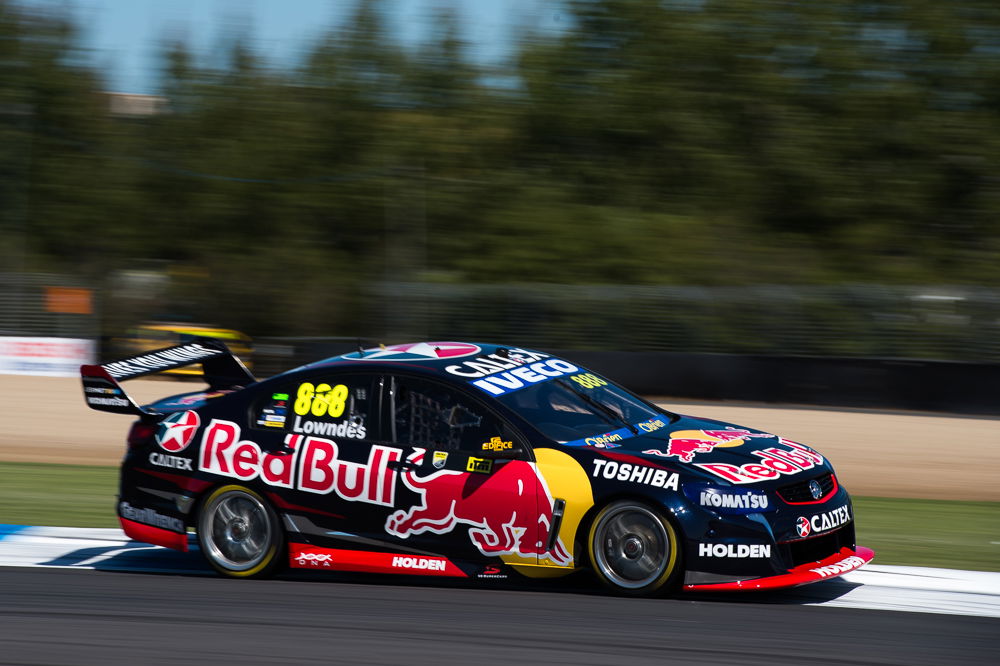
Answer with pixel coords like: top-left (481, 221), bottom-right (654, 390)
top-left (356, 338), bottom-right (365, 358)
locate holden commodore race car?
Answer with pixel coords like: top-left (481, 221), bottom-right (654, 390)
top-left (80, 339), bottom-right (873, 596)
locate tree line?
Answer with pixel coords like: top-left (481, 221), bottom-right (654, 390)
top-left (2, 0), bottom-right (999, 338)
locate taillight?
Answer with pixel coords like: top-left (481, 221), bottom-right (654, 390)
top-left (127, 421), bottom-right (157, 450)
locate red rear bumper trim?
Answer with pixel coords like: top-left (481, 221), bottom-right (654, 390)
top-left (119, 517), bottom-right (189, 552)
top-left (684, 546), bottom-right (874, 592)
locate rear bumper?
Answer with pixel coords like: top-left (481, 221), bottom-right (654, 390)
top-left (119, 517), bottom-right (188, 552)
top-left (683, 546), bottom-right (874, 592)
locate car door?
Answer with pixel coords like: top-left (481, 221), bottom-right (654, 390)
top-left (246, 371), bottom-right (396, 542)
top-left (380, 373), bottom-right (561, 566)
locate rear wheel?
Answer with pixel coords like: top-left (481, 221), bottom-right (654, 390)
top-left (588, 500), bottom-right (681, 596)
top-left (197, 485), bottom-right (283, 578)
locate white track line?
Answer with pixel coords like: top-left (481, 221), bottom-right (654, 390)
top-left (804, 565), bottom-right (1000, 617)
top-left (0, 525), bottom-right (210, 574)
top-left (2, 525), bottom-right (999, 617)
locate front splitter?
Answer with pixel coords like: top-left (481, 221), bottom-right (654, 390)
top-left (683, 546), bottom-right (875, 592)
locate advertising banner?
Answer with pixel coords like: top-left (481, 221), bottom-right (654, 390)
top-left (0, 337), bottom-right (95, 377)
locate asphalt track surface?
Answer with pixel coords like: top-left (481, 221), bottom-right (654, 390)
top-left (2, 566), bottom-right (996, 666)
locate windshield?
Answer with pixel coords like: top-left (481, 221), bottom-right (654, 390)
top-left (496, 371), bottom-right (671, 446)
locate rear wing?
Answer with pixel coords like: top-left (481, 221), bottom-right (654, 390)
top-left (80, 337), bottom-right (255, 416)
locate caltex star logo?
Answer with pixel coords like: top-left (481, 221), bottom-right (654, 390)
top-left (156, 410), bottom-right (201, 452)
top-left (343, 342), bottom-right (481, 361)
top-left (796, 516), bottom-right (811, 538)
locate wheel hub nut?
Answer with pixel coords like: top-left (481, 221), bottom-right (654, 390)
top-left (231, 518), bottom-right (248, 540)
top-left (623, 535), bottom-right (643, 559)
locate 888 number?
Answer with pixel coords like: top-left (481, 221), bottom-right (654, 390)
top-left (294, 382), bottom-right (348, 418)
top-left (570, 373), bottom-right (608, 389)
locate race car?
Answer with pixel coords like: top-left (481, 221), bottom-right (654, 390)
top-left (80, 339), bottom-right (873, 596)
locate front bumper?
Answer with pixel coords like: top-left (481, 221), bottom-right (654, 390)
top-left (683, 546), bottom-right (874, 591)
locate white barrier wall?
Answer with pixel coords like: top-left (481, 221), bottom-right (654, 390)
top-left (0, 337), bottom-right (95, 377)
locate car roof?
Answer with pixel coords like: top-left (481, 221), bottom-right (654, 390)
top-left (287, 341), bottom-right (538, 377)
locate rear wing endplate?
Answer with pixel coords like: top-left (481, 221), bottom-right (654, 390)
top-left (80, 337), bottom-right (255, 416)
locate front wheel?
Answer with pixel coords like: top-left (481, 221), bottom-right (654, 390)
top-left (588, 500), bottom-right (681, 597)
top-left (197, 485), bottom-right (284, 578)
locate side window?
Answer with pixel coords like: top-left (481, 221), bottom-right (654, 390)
top-left (253, 374), bottom-right (374, 441)
top-left (389, 376), bottom-right (515, 454)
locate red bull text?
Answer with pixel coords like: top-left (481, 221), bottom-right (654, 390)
top-left (694, 440), bottom-right (825, 484)
top-left (199, 419), bottom-right (400, 504)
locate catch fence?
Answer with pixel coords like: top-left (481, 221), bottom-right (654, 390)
top-left (371, 282), bottom-right (1000, 362)
top-left (0, 273), bottom-right (98, 339)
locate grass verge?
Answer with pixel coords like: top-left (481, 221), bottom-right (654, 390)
top-left (1, 462), bottom-right (120, 528)
top-left (853, 496), bottom-right (1000, 572)
top-left (1, 462), bottom-right (997, 571)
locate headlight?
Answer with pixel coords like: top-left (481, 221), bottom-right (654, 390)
top-left (683, 483), bottom-right (774, 514)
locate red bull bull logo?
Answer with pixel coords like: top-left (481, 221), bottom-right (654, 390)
top-left (645, 438), bottom-right (719, 462)
top-left (385, 450), bottom-right (572, 566)
top-left (643, 428), bottom-right (772, 463)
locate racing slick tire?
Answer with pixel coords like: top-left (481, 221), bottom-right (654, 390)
top-left (588, 500), bottom-right (682, 597)
top-left (197, 485), bottom-right (284, 579)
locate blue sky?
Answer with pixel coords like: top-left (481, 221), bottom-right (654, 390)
top-left (17, 0), bottom-right (564, 93)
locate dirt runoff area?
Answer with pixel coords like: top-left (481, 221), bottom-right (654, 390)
top-left (2, 376), bottom-right (997, 502)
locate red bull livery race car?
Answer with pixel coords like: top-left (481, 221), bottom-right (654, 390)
top-left (81, 340), bottom-right (873, 596)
